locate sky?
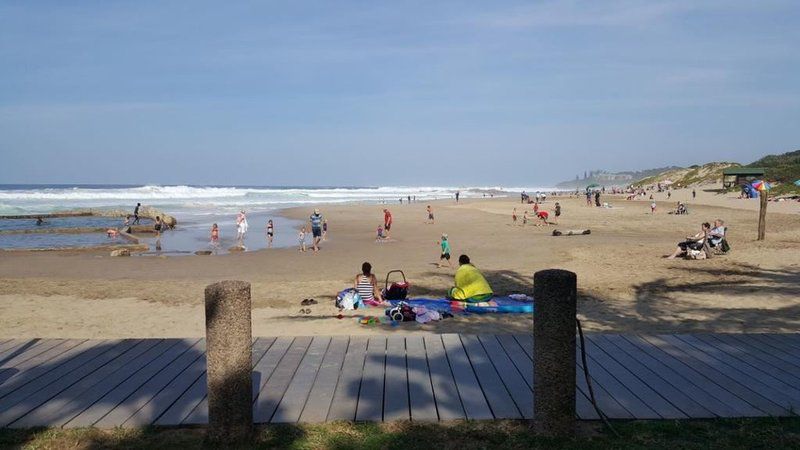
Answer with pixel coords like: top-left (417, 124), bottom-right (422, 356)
top-left (1, 0), bottom-right (799, 186)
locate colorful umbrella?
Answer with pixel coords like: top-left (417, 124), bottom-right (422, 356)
top-left (751, 180), bottom-right (771, 191)
top-left (585, 183), bottom-right (599, 191)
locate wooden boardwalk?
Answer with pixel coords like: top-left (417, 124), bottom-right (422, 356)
top-left (1, 333), bottom-right (800, 428)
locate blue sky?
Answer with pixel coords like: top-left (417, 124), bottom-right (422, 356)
top-left (1, 0), bottom-right (798, 186)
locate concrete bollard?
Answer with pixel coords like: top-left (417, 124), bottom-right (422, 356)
top-left (205, 280), bottom-right (253, 442)
top-left (533, 269), bottom-right (577, 436)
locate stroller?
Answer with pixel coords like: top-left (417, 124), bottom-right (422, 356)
top-left (381, 270), bottom-right (410, 301)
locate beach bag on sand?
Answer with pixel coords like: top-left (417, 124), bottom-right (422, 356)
top-left (382, 270), bottom-right (410, 300)
top-left (687, 249), bottom-right (707, 260)
top-left (336, 289), bottom-right (363, 310)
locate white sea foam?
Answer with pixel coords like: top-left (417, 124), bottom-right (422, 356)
top-left (0, 184), bottom-right (558, 216)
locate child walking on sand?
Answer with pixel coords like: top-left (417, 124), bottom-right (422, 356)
top-left (554, 202), bottom-right (561, 224)
top-left (376, 225), bottom-right (385, 242)
top-left (426, 205), bottom-right (434, 224)
top-left (651, 201), bottom-right (657, 214)
top-left (523, 211), bottom-right (528, 225)
top-left (298, 226), bottom-right (307, 252)
top-left (437, 233), bottom-right (452, 268)
top-left (512, 208), bottom-right (517, 225)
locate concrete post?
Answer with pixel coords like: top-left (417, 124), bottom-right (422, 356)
top-left (533, 269), bottom-right (576, 436)
top-left (205, 280), bottom-right (252, 442)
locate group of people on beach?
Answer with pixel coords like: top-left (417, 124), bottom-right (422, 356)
top-left (666, 218), bottom-right (728, 259)
top-left (208, 210), bottom-right (279, 250)
top-left (512, 201), bottom-right (560, 226)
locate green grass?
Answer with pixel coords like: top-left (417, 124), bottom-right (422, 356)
top-left (2, 418), bottom-right (800, 450)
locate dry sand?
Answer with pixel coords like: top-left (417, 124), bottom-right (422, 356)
top-left (1, 186), bottom-right (799, 338)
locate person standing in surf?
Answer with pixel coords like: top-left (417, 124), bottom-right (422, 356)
top-left (133, 203), bottom-right (141, 225)
top-left (236, 210), bottom-right (248, 244)
top-left (266, 219), bottom-right (274, 247)
top-left (309, 208), bottom-right (323, 251)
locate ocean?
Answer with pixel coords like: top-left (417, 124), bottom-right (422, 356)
top-left (0, 184), bottom-right (553, 253)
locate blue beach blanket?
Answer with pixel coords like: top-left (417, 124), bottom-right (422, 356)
top-left (389, 297), bottom-right (534, 314)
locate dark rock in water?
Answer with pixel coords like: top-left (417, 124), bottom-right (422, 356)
top-left (195, 250), bottom-right (213, 256)
top-left (110, 249), bottom-right (131, 257)
top-left (228, 245), bottom-right (246, 252)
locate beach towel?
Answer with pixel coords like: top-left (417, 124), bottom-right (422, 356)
top-left (389, 296), bottom-right (533, 314)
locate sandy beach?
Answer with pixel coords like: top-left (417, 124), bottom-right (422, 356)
top-left (1, 187), bottom-right (799, 339)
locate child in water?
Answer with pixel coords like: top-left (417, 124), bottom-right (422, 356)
top-left (298, 226), bottom-right (307, 252)
top-left (210, 223), bottom-right (219, 246)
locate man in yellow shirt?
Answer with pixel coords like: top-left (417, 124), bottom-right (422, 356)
top-left (448, 254), bottom-right (493, 302)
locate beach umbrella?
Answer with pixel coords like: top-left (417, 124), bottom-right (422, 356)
top-left (585, 183), bottom-right (599, 191)
top-left (794, 180), bottom-right (800, 186)
top-left (751, 180), bottom-right (771, 191)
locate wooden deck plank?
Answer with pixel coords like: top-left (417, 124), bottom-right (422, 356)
top-left (441, 333), bottom-right (493, 420)
top-left (0, 339), bottom-right (137, 427)
top-left (477, 335), bottom-right (533, 419)
top-left (585, 336), bottom-right (685, 419)
top-left (424, 335), bottom-right (465, 420)
top-left (297, 337), bottom-right (348, 423)
top-left (762, 334), bottom-right (800, 351)
top-left (94, 339), bottom-right (205, 428)
top-left (122, 341), bottom-right (207, 427)
top-left (272, 336), bottom-right (331, 424)
top-left (355, 336), bottom-right (387, 422)
top-left (721, 334), bottom-right (800, 378)
top-left (0, 339), bottom-right (42, 367)
top-left (673, 334), bottom-right (800, 410)
top-left (747, 334), bottom-right (800, 364)
top-left (0, 340), bottom-right (117, 410)
top-left (574, 343), bottom-right (634, 420)
top-left (593, 335), bottom-right (714, 418)
top-left (511, 334), bottom-right (604, 420)
top-left (618, 335), bottom-right (759, 417)
top-left (66, 338), bottom-right (197, 428)
top-left (405, 336), bottom-right (438, 422)
top-left (254, 336), bottom-right (313, 423)
top-left (13, 339), bottom-right (166, 428)
top-left (460, 335), bottom-right (521, 419)
top-left (382, 336), bottom-right (410, 422)
top-left (327, 336), bottom-right (368, 421)
top-left (698, 334), bottom-right (800, 388)
top-left (640, 335), bottom-right (785, 416)
top-left (0, 340), bottom-right (86, 388)
top-left (251, 337), bottom-right (294, 403)
top-left (497, 335), bottom-right (532, 389)
top-left (181, 337), bottom-right (277, 426)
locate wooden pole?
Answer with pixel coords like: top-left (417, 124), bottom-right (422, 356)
top-left (757, 190), bottom-right (767, 241)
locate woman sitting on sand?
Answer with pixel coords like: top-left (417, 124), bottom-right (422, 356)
top-left (448, 255), bottom-right (493, 302)
top-left (354, 262), bottom-right (385, 305)
top-left (666, 222), bottom-right (710, 259)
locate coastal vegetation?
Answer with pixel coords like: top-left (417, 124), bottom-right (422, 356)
top-left (558, 149), bottom-right (800, 195)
